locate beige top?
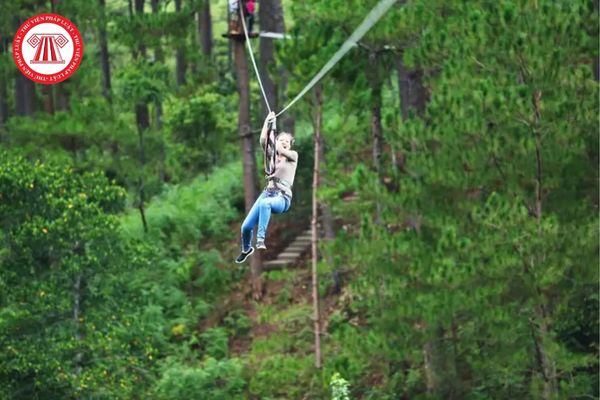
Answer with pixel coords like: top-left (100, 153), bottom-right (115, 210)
top-left (260, 136), bottom-right (298, 198)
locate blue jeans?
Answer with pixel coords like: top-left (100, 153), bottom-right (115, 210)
top-left (241, 190), bottom-right (291, 251)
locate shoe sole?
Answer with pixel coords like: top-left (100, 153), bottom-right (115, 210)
top-left (235, 247), bottom-right (254, 263)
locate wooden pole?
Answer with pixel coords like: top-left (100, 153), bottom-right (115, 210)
top-left (233, 36), bottom-right (262, 299)
top-left (311, 84), bottom-right (323, 368)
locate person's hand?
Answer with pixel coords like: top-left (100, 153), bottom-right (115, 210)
top-left (266, 111), bottom-right (276, 123)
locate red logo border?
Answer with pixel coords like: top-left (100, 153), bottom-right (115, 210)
top-left (12, 13), bottom-right (84, 85)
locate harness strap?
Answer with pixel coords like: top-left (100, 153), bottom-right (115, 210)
top-left (267, 176), bottom-right (293, 190)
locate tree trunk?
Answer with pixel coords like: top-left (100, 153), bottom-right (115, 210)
top-left (15, 73), bottom-right (26, 116)
top-left (197, 0), bottom-right (212, 57)
top-left (151, 0), bottom-right (164, 128)
top-left (259, 0), bottom-right (285, 114)
top-left (73, 272), bottom-right (83, 397)
top-left (423, 339), bottom-right (438, 395)
top-left (396, 52), bottom-right (427, 176)
top-left (55, 83), bottom-right (70, 111)
top-left (99, 0), bottom-right (112, 102)
top-left (42, 86), bottom-right (54, 114)
top-left (397, 52), bottom-right (427, 119)
top-left (234, 38), bottom-right (262, 299)
top-left (24, 78), bottom-right (36, 116)
top-left (134, 0), bottom-right (147, 57)
top-left (14, 21), bottom-right (37, 119)
top-left (367, 52), bottom-right (384, 223)
top-left (530, 89), bottom-right (557, 400)
top-left (420, 324), bottom-right (448, 397)
top-left (136, 102), bottom-right (150, 233)
top-left (279, 68), bottom-right (295, 134)
top-left (531, 304), bottom-right (557, 400)
top-left (12, 16), bottom-right (34, 117)
top-left (151, 0), bottom-right (166, 181)
top-left (594, 1), bottom-right (599, 81)
top-left (397, 53), bottom-right (410, 120)
top-left (175, 0), bottom-right (186, 86)
top-left (134, 0), bottom-right (149, 233)
top-left (0, 37), bottom-right (9, 126)
top-left (311, 84), bottom-right (323, 369)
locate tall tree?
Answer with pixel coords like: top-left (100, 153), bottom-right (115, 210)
top-left (0, 36), bottom-right (9, 126)
top-left (98, 0), bottom-right (112, 102)
top-left (311, 84), bottom-right (323, 368)
top-left (234, 36), bottom-right (262, 298)
top-left (15, 74), bottom-right (36, 116)
top-left (258, 0), bottom-right (285, 114)
top-left (133, 0), bottom-right (150, 233)
top-left (196, 0), bottom-right (212, 57)
top-left (151, 0), bottom-right (163, 129)
top-left (174, 0), bottom-right (186, 86)
top-left (397, 52), bottom-right (427, 119)
top-left (366, 49), bottom-right (385, 223)
top-left (13, 13), bottom-right (35, 118)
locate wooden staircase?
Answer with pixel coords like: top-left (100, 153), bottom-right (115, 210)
top-left (263, 228), bottom-right (312, 270)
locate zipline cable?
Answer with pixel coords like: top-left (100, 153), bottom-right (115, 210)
top-left (238, 1), bottom-right (278, 175)
top-left (274, 0), bottom-right (399, 118)
top-left (239, 2), bottom-right (272, 113)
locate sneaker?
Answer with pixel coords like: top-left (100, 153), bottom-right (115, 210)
top-left (256, 239), bottom-right (267, 250)
top-left (235, 247), bottom-right (254, 263)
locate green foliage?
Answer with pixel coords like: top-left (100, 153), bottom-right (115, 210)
top-left (330, 372), bottom-right (351, 400)
top-left (1, 0), bottom-right (597, 398)
top-left (247, 354), bottom-right (318, 399)
top-left (155, 357), bottom-right (246, 400)
top-left (120, 161), bottom-right (242, 248)
top-left (0, 154), bottom-right (160, 399)
top-left (224, 309), bottom-right (253, 337)
top-left (116, 61), bottom-right (170, 105)
top-left (164, 89), bottom-right (238, 175)
top-left (305, 0), bottom-right (598, 398)
top-left (201, 328), bottom-right (230, 359)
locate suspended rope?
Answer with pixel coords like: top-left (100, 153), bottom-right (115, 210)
top-left (263, 118), bottom-right (277, 175)
top-left (275, 0), bottom-right (399, 118)
top-left (237, 0), bottom-right (398, 174)
top-left (239, 2), bottom-right (272, 113)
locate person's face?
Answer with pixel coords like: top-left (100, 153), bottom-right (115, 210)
top-left (277, 134), bottom-right (292, 150)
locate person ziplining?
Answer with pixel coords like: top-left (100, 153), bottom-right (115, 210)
top-left (230, 0), bottom-right (399, 263)
top-left (235, 111), bottom-right (298, 263)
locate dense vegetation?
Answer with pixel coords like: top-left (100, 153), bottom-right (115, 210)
top-left (0, 0), bottom-right (597, 399)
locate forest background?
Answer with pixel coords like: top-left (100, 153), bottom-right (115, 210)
top-left (0, 0), bottom-right (598, 399)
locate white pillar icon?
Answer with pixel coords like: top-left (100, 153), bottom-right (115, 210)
top-left (28, 34), bottom-right (68, 64)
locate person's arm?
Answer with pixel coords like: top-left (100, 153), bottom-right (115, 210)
top-left (276, 142), bottom-right (298, 162)
top-left (259, 111), bottom-right (275, 148)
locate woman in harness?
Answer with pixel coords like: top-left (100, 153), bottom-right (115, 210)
top-left (236, 111), bottom-right (298, 263)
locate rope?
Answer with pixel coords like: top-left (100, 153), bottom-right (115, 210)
top-left (236, 0), bottom-right (398, 120)
top-left (275, 0), bottom-right (399, 118)
top-left (238, 2), bottom-right (272, 113)
top-left (264, 123), bottom-right (277, 175)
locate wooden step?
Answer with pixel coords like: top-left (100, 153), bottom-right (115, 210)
top-left (291, 237), bottom-right (312, 243)
top-left (263, 260), bottom-right (292, 270)
top-left (277, 252), bottom-right (301, 259)
top-left (288, 239), bottom-right (311, 245)
top-left (284, 246), bottom-right (308, 252)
